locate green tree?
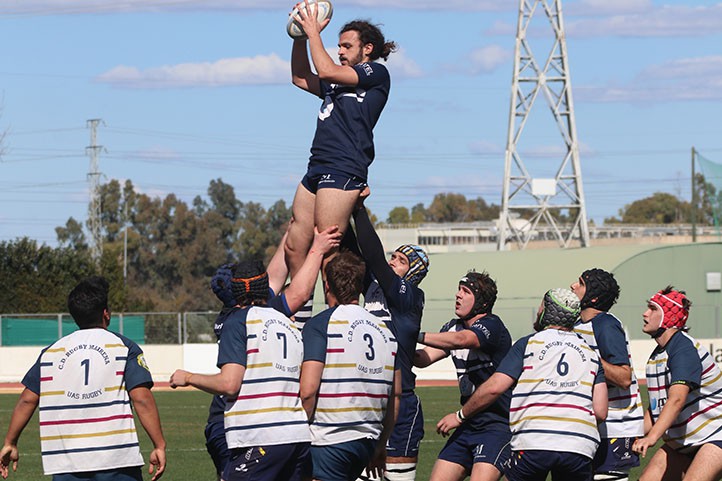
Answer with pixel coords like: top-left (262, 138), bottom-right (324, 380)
top-left (620, 192), bottom-right (688, 224)
top-left (387, 206), bottom-right (410, 225)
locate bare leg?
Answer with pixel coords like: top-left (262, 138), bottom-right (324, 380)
top-left (313, 188), bottom-right (360, 268)
top-left (429, 459), bottom-right (467, 481)
top-left (470, 462), bottom-right (502, 481)
top-left (285, 184), bottom-right (317, 278)
top-left (684, 443), bottom-right (722, 481)
top-left (639, 443), bottom-right (690, 481)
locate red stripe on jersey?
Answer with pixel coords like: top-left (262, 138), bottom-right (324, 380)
top-left (40, 377), bottom-right (53, 382)
top-left (327, 349), bottom-right (345, 353)
top-left (318, 392), bottom-right (389, 399)
top-left (40, 414), bottom-right (134, 426)
top-left (247, 349), bottom-right (260, 355)
top-left (510, 402), bottom-right (593, 415)
top-left (235, 391), bottom-right (299, 401)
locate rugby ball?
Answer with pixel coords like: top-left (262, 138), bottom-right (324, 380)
top-left (287, 0), bottom-right (333, 39)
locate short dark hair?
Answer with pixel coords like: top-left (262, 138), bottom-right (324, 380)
top-left (325, 251), bottom-right (365, 305)
top-left (340, 20), bottom-right (397, 61)
top-left (68, 276), bottom-right (110, 329)
top-left (460, 270), bottom-right (498, 315)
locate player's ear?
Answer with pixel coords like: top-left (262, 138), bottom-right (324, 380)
top-left (363, 42), bottom-right (373, 57)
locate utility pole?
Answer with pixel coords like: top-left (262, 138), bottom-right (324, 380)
top-left (692, 146), bottom-right (697, 242)
top-left (497, 0), bottom-right (590, 250)
top-left (86, 119), bottom-right (103, 264)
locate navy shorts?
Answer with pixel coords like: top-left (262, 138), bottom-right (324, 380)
top-left (386, 392), bottom-right (424, 458)
top-left (311, 438), bottom-right (376, 481)
top-left (437, 423), bottom-right (511, 474)
top-left (677, 439), bottom-right (722, 458)
top-left (53, 467), bottom-right (142, 481)
top-left (204, 420), bottom-right (230, 476)
top-left (223, 442), bottom-right (311, 481)
top-left (301, 173), bottom-right (367, 194)
top-left (593, 437), bottom-right (639, 473)
top-left (507, 450), bottom-right (593, 481)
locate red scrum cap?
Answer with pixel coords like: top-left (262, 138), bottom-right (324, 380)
top-left (649, 289), bottom-right (689, 331)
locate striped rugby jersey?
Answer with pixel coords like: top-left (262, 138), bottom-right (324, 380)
top-left (23, 329), bottom-right (149, 475)
top-left (646, 331), bottom-right (722, 452)
top-left (574, 312), bottom-right (645, 438)
top-left (218, 306), bottom-right (311, 449)
top-left (498, 329), bottom-right (604, 459)
top-left (303, 304), bottom-right (397, 446)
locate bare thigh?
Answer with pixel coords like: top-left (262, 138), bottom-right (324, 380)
top-left (285, 184), bottom-right (316, 277)
top-left (639, 443), bottom-right (690, 481)
top-left (470, 461), bottom-right (502, 481)
top-left (684, 443), bottom-right (722, 481)
top-left (429, 459), bottom-right (467, 481)
top-left (314, 188), bottom-right (360, 235)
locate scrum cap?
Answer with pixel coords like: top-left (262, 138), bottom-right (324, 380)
top-left (396, 244), bottom-right (429, 286)
top-left (536, 288), bottom-right (580, 331)
top-left (458, 271), bottom-right (497, 320)
top-left (579, 268), bottom-right (619, 312)
top-left (649, 288), bottom-right (690, 333)
top-left (231, 260), bottom-right (269, 306)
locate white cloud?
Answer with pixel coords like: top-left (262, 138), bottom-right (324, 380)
top-left (468, 45), bottom-right (512, 74)
top-left (0, 0), bottom-right (512, 15)
top-left (576, 55), bottom-right (722, 103)
top-left (486, 3), bottom-right (722, 39)
top-left (96, 54), bottom-right (289, 88)
top-left (386, 48), bottom-right (423, 79)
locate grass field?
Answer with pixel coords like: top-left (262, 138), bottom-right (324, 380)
top-left (0, 386), bottom-right (657, 480)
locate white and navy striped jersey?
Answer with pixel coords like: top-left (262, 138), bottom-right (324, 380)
top-left (303, 304), bottom-right (397, 446)
top-left (646, 331), bottom-right (722, 452)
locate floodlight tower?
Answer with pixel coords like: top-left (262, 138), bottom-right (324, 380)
top-left (497, 0), bottom-right (590, 250)
top-left (86, 119), bottom-right (103, 263)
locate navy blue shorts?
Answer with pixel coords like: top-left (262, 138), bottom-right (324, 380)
top-left (311, 438), bottom-right (376, 481)
top-left (204, 420), bottom-right (230, 476)
top-left (386, 392), bottom-right (424, 458)
top-left (437, 423), bottom-right (511, 474)
top-left (677, 439), bottom-right (722, 458)
top-left (223, 442), bottom-right (311, 481)
top-left (507, 450), bottom-right (593, 481)
top-left (53, 467), bottom-right (142, 481)
top-left (301, 173), bottom-right (367, 194)
top-left (593, 437), bottom-right (639, 473)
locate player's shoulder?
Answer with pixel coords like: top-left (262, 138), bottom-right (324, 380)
top-left (440, 318), bottom-right (461, 333)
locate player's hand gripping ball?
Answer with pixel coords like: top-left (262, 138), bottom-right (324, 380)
top-left (287, 0), bottom-right (333, 39)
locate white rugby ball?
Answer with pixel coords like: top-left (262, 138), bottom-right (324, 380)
top-left (287, 0), bottom-right (333, 39)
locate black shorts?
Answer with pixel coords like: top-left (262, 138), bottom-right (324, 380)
top-left (301, 173), bottom-right (367, 194)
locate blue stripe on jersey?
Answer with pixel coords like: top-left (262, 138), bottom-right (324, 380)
top-left (604, 416), bottom-right (645, 424)
top-left (247, 334), bottom-right (257, 339)
top-left (39, 399), bottom-right (131, 411)
top-left (242, 377), bottom-right (300, 385)
top-left (225, 419), bottom-right (309, 432)
top-left (40, 362), bottom-right (54, 367)
top-left (320, 377), bottom-right (393, 385)
top-left (328, 333), bottom-right (343, 338)
top-left (684, 386), bottom-right (722, 410)
top-left (511, 390), bottom-right (593, 402)
top-left (43, 442), bottom-right (140, 456)
top-left (115, 356), bottom-right (127, 361)
top-left (515, 428), bottom-right (600, 444)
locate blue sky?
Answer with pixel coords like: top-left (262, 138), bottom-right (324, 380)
top-left (1, 0), bottom-right (721, 244)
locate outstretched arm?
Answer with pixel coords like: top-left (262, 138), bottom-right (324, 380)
top-left (267, 230), bottom-right (291, 295)
top-left (353, 206), bottom-right (398, 291)
top-left (169, 363), bottom-right (245, 398)
top-left (0, 388), bottom-right (39, 478)
top-left (294, 0), bottom-right (360, 86)
top-left (419, 330), bottom-right (481, 351)
top-left (129, 387), bottom-right (167, 481)
top-left (436, 372), bottom-right (514, 436)
top-left (283, 226), bottom-right (341, 314)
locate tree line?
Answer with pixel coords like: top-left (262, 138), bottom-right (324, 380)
top-left (2, 175), bottom-right (721, 314)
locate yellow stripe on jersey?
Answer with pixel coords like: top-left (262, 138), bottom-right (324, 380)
top-left (517, 379), bottom-right (544, 384)
top-left (329, 320), bottom-right (349, 325)
top-left (40, 428), bottom-right (137, 441)
top-left (702, 370), bottom-right (722, 388)
top-left (511, 415), bottom-right (597, 429)
top-left (247, 319), bottom-right (262, 324)
top-left (574, 328), bottom-right (593, 336)
top-left (104, 344), bottom-right (124, 348)
top-left (580, 344), bottom-right (594, 352)
top-left (40, 391), bottom-right (65, 397)
top-left (666, 413), bottom-right (722, 442)
top-left (104, 386), bottom-right (122, 392)
top-left (326, 363), bottom-right (357, 369)
top-left (581, 381), bottom-right (593, 387)
top-left (247, 363), bottom-right (273, 369)
top-left (45, 348), bottom-right (66, 353)
top-left (647, 359), bottom-right (667, 365)
top-left (384, 365), bottom-right (394, 371)
top-left (225, 407), bottom-right (305, 417)
top-left (528, 340), bottom-right (545, 345)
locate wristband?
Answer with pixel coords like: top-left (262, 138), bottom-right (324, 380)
top-left (456, 408), bottom-right (466, 423)
top-left (417, 331), bottom-right (426, 343)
